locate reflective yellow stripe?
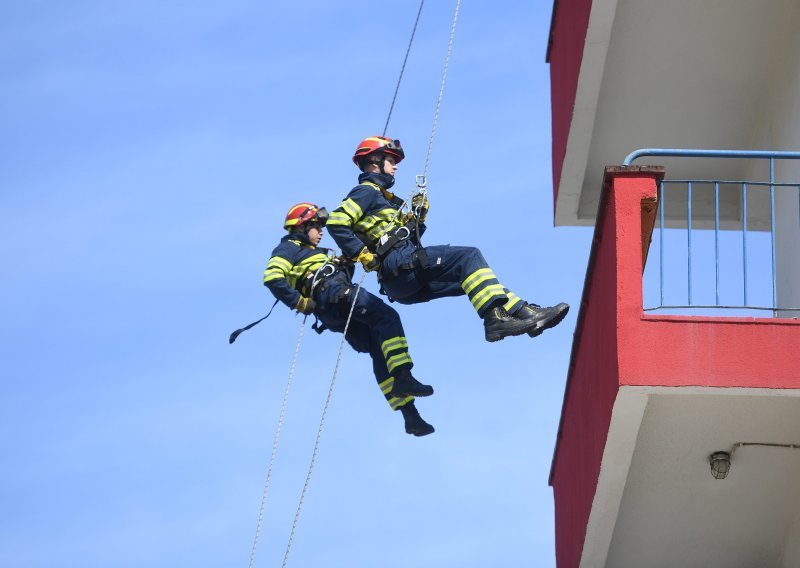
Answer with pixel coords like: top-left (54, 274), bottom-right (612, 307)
top-left (354, 217), bottom-right (378, 234)
top-left (347, 205), bottom-right (404, 247)
top-left (389, 396), bottom-right (413, 410)
top-left (464, 272), bottom-right (497, 296)
top-left (268, 256), bottom-right (292, 272)
top-left (362, 181), bottom-right (383, 193)
top-left (504, 293), bottom-right (522, 312)
top-left (471, 284), bottom-right (506, 311)
top-left (340, 198), bottom-right (362, 221)
top-left (263, 269), bottom-right (284, 283)
top-left (268, 253), bottom-right (328, 289)
top-left (381, 337), bottom-right (408, 358)
top-left (471, 283), bottom-right (506, 305)
top-left (327, 211), bottom-right (352, 226)
top-left (379, 378), bottom-right (413, 409)
top-left (462, 268), bottom-right (493, 293)
top-left (386, 352), bottom-right (412, 372)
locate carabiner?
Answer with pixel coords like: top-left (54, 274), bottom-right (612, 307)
top-left (318, 263), bottom-right (336, 278)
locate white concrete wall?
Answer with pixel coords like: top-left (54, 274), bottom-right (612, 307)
top-left (779, 514), bottom-right (800, 568)
top-left (753, 2), bottom-right (800, 312)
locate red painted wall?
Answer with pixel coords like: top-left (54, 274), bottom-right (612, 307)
top-left (550, 168), bottom-right (800, 568)
top-left (611, 175), bottom-right (800, 389)
top-left (547, 0), bottom-right (593, 209)
top-left (550, 172), bottom-right (622, 568)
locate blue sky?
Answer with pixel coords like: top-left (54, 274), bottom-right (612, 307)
top-left (0, 2), bottom-right (595, 566)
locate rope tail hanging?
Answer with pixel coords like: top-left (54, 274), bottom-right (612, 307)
top-left (247, 258), bottom-right (335, 568)
top-left (248, 318), bottom-right (307, 568)
top-left (281, 273), bottom-right (367, 567)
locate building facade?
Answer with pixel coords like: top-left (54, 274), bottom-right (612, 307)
top-left (547, 1), bottom-right (800, 566)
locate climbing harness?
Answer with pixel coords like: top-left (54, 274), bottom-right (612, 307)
top-left (243, 1), bottom-right (461, 564)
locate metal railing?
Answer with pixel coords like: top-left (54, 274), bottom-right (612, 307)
top-left (624, 149), bottom-right (800, 315)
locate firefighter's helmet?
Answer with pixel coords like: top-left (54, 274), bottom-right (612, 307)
top-left (284, 203), bottom-right (329, 230)
top-left (352, 136), bottom-right (405, 167)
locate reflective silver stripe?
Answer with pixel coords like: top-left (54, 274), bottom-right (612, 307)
top-left (386, 353), bottom-right (412, 373)
top-left (381, 337), bottom-right (408, 358)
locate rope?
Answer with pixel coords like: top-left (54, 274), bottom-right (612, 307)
top-left (387, 0), bottom-right (463, 229)
top-left (247, 1), bottom-right (462, 561)
top-left (383, 0), bottom-right (425, 137)
top-left (248, 319), bottom-right (307, 568)
top-left (421, 0), bottom-right (461, 179)
top-left (282, 273), bottom-right (367, 567)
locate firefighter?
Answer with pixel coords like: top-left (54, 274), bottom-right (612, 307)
top-left (263, 202), bottom-right (435, 437)
top-left (327, 136), bottom-right (569, 342)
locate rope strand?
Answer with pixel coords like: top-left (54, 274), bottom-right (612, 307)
top-left (422, 0), bottom-right (461, 179)
top-left (248, 319), bottom-right (307, 568)
top-left (247, 1), bottom-right (461, 562)
top-left (390, 0), bottom-right (462, 230)
top-left (383, 0), bottom-right (426, 137)
top-left (282, 274), bottom-right (367, 567)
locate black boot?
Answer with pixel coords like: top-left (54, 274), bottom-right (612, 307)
top-left (515, 302), bottom-right (570, 337)
top-left (391, 367), bottom-right (434, 398)
top-left (399, 401), bottom-right (435, 436)
top-left (483, 305), bottom-right (542, 342)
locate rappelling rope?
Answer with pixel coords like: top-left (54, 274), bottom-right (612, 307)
top-left (281, 272), bottom-right (367, 567)
top-left (248, 1), bottom-right (461, 563)
top-left (248, 319), bottom-right (306, 568)
top-left (382, 0), bottom-right (425, 137)
top-left (278, 6), bottom-right (460, 562)
top-left (421, 0), bottom-right (460, 181)
top-left (385, 0), bottom-right (462, 231)
top-left (247, 259), bottom-right (335, 568)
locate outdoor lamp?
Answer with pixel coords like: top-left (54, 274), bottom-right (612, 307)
top-left (709, 451), bottom-right (731, 480)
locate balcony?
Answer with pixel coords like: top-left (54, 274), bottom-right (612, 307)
top-left (549, 158), bottom-right (800, 568)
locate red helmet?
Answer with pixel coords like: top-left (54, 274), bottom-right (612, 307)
top-left (284, 203), bottom-right (328, 230)
top-left (352, 136), bottom-right (405, 167)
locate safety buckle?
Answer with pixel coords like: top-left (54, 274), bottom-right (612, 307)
top-left (395, 226), bottom-right (411, 241)
top-left (318, 263), bottom-right (336, 278)
top-left (415, 174), bottom-right (427, 189)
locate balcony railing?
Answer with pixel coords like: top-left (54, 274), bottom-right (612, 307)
top-left (624, 149), bottom-right (800, 316)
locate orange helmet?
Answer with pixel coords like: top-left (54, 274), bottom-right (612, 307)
top-left (284, 203), bottom-right (328, 231)
top-left (352, 136), bottom-right (405, 167)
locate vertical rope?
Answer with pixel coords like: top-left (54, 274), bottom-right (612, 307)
top-left (247, 1), bottom-right (462, 563)
top-left (383, 0), bottom-right (426, 137)
top-left (422, 0), bottom-right (461, 179)
top-left (248, 320), bottom-right (307, 568)
top-left (281, 274), bottom-right (367, 567)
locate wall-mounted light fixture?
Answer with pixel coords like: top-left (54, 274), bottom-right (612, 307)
top-left (709, 451), bottom-right (731, 479)
top-left (709, 442), bottom-right (800, 480)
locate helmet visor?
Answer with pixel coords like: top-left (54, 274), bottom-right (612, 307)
top-left (314, 207), bottom-right (329, 227)
top-left (385, 139), bottom-right (404, 161)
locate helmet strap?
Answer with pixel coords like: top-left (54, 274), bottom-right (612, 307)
top-left (364, 152), bottom-right (388, 174)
